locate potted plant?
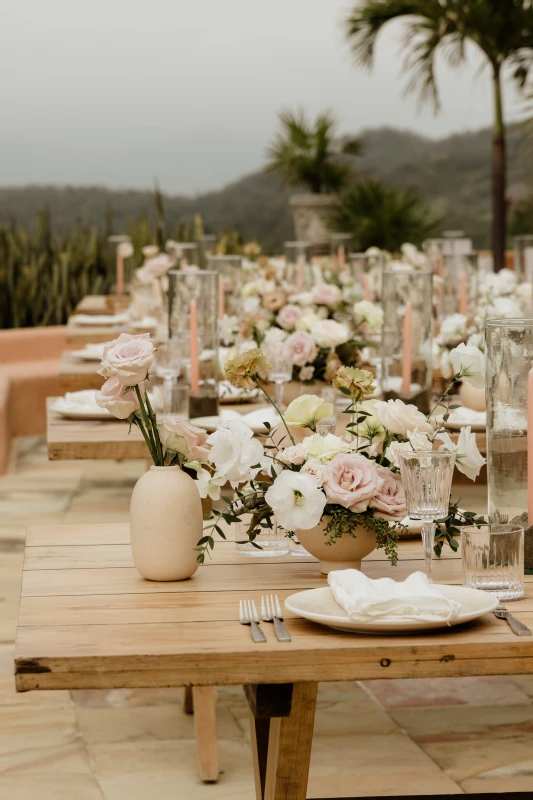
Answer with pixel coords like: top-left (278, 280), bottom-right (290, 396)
top-left (266, 110), bottom-right (361, 246)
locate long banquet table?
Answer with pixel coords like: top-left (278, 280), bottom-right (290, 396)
top-left (14, 521), bottom-right (533, 800)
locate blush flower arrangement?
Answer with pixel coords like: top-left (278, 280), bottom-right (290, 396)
top-left (196, 346), bottom-right (487, 566)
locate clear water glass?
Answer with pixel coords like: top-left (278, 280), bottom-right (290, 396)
top-left (263, 343), bottom-right (293, 411)
top-left (462, 524), bottom-right (524, 600)
top-left (235, 520), bottom-right (289, 557)
top-left (164, 382), bottom-right (190, 422)
top-left (154, 339), bottom-right (182, 415)
top-left (316, 418), bottom-right (336, 437)
top-left (397, 451), bottom-right (456, 581)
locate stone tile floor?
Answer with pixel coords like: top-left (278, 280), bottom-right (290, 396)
top-left (1, 437), bottom-right (533, 797)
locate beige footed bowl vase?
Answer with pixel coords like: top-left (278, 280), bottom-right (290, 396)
top-left (130, 465), bottom-right (203, 581)
top-left (296, 517), bottom-right (377, 575)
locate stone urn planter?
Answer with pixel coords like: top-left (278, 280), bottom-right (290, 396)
top-left (289, 194), bottom-right (337, 246)
top-left (296, 518), bottom-right (377, 574)
top-left (130, 465), bottom-right (203, 581)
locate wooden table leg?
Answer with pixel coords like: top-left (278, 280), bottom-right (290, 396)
top-left (183, 685), bottom-right (194, 715)
top-left (192, 686), bottom-right (219, 782)
top-left (245, 682), bottom-right (318, 800)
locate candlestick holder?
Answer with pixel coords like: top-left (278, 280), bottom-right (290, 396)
top-left (168, 270), bottom-right (219, 419)
top-left (514, 235), bottom-right (533, 284)
top-left (206, 255), bottom-right (243, 317)
top-left (485, 319), bottom-right (533, 572)
top-left (348, 252), bottom-right (385, 302)
top-left (381, 268), bottom-right (433, 413)
top-left (435, 253), bottom-right (478, 320)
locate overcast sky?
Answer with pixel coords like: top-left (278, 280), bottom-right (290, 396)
top-left (0, 0), bottom-right (525, 194)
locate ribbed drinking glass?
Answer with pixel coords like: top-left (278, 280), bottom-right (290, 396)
top-left (397, 451), bottom-right (456, 581)
top-left (461, 524), bottom-right (524, 600)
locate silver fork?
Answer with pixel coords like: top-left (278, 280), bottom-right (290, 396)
top-left (493, 604), bottom-right (532, 636)
top-left (261, 594), bottom-right (292, 642)
top-left (239, 599), bottom-right (266, 643)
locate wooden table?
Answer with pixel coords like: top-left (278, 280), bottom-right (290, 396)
top-left (15, 522), bottom-right (533, 799)
top-left (75, 294), bottom-right (130, 316)
top-left (59, 352), bottom-right (104, 392)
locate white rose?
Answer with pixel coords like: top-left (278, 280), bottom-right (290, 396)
top-left (295, 312), bottom-right (320, 332)
top-left (304, 433), bottom-right (351, 462)
top-left (384, 440), bottom-right (415, 469)
top-left (242, 296), bottom-right (261, 315)
top-left (373, 399), bottom-right (434, 437)
top-left (494, 268), bottom-right (517, 296)
top-left (490, 296), bottom-right (523, 319)
top-left (99, 333), bottom-right (155, 387)
top-left (449, 343), bottom-right (485, 389)
top-left (95, 376), bottom-right (140, 419)
top-left (117, 241), bottom-right (134, 259)
top-left (264, 327), bottom-right (288, 344)
top-left (300, 459), bottom-right (329, 487)
top-left (438, 314), bottom-right (468, 346)
top-left (276, 443), bottom-right (308, 466)
top-left (207, 419), bottom-right (264, 487)
top-left (265, 471), bottom-right (326, 531)
top-left (353, 300), bottom-right (383, 334)
top-left (311, 319), bottom-right (350, 349)
top-left (290, 291), bottom-right (315, 307)
top-left (299, 365), bottom-right (315, 382)
top-left (516, 282), bottom-right (532, 300)
top-left (284, 395), bottom-right (334, 430)
top-left (438, 426), bottom-right (485, 481)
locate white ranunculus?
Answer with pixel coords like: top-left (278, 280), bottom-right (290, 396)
top-left (449, 342), bottom-right (485, 389)
top-left (373, 399), bottom-right (434, 437)
top-left (437, 426), bottom-right (486, 481)
top-left (300, 459), bottom-right (329, 487)
top-left (206, 419), bottom-right (263, 487)
top-left (353, 300), bottom-right (383, 334)
top-left (311, 319), bottom-right (350, 349)
top-left (265, 471), bottom-right (326, 531)
top-left (304, 433), bottom-right (352, 462)
top-left (438, 314), bottom-right (468, 346)
top-left (284, 395), bottom-right (334, 429)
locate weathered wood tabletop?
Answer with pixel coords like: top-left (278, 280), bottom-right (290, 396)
top-left (15, 522), bottom-right (533, 799)
top-left (59, 352), bottom-right (105, 392)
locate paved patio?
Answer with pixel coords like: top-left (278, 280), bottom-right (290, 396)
top-left (2, 438), bottom-right (533, 798)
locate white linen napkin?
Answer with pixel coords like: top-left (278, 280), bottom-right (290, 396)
top-left (328, 570), bottom-right (460, 623)
top-left (71, 313), bottom-right (129, 326)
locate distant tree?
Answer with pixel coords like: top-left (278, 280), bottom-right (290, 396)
top-left (345, 0), bottom-right (533, 270)
top-left (266, 110), bottom-right (362, 194)
top-left (328, 180), bottom-right (441, 251)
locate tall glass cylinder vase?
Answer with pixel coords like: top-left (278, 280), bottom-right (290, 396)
top-left (329, 233), bottom-right (354, 266)
top-left (197, 234), bottom-right (217, 268)
top-left (168, 270), bottom-right (219, 419)
top-left (167, 242), bottom-right (200, 268)
top-left (207, 255), bottom-right (243, 317)
top-left (284, 241), bottom-right (313, 290)
top-left (437, 252), bottom-right (478, 320)
top-left (349, 251), bottom-right (385, 302)
top-left (514, 235), bottom-right (533, 284)
top-left (381, 268), bottom-right (433, 413)
top-left (485, 319), bottom-right (533, 572)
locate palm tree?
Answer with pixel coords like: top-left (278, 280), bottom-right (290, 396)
top-left (328, 180), bottom-right (442, 251)
top-left (345, 0), bottom-right (533, 270)
top-left (266, 109), bottom-right (362, 194)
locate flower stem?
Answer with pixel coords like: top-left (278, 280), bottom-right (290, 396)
top-left (145, 391), bottom-right (164, 465)
top-left (134, 414), bottom-right (156, 463)
top-left (256, 379), bottom-right (296, 446)
top-left (135, 385), bottom-right (160, 465)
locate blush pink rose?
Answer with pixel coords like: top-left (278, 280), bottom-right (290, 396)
top-left (369, 466), bottom-right (407, 520)
top-left (285, 331), bottom-right (318, 366)
top-left (160, 419), bottom-right (210, 461)
top-left (95, 376), bottom-right (141, 419)
top-left (99, 332), bottom-right (155, 387)
top-left (277, 304), bottom-right (303, 331)
top-left (312, 283), bottom-right (341, 306)
top-left (323, 453), bottom-right (381, 512)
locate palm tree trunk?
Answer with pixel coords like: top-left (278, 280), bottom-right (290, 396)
top-left (492, 67), bottom-right (506, 272)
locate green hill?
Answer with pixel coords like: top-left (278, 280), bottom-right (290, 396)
top-left (0, 124), bottom-right (530, 251)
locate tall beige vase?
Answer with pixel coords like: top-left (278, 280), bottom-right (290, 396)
top-left (130, 465), bottom-right (202, 581)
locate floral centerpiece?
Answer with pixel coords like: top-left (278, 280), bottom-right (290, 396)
top-left (197, 346), bottom-right (486, 573)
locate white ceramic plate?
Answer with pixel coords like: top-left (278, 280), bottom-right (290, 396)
top-left (193, 406), bottom-right (278, 435)
top-left (284, 585), bottom-right (498, 633)
top-left (50, 391), bottom-right (113, 421)
top-left (437, 407), bottom-right (486, 432)
top-left (218, 380), bottom-right (260, 405)
top-left (71, 344), bottom-right (106, 361)
top-left (71, 313), bottom-right (129, 326)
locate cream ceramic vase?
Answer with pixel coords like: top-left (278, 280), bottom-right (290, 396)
top-left (459, 381), bottom-right (486, 412)
top-left (130, 465), bottom-right (202, 581)
top-left (296, 517), bottom-right (377, 574)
